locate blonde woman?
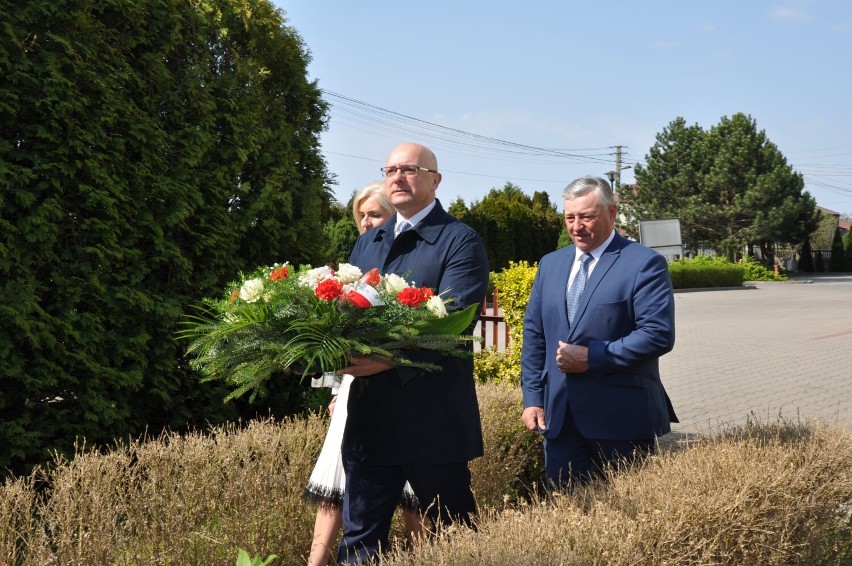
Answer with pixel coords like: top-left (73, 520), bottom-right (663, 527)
top-left (305, 181), bottom-right (422, 566)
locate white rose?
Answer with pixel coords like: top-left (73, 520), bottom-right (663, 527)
top-left (239, 278), bottom-right (264, 303)
top-left (382, 273), bottom-right (408, 295)
top-left (425, 295), bottom-right (448, 317)
top-left (336, 263), bottom-right (362, 285)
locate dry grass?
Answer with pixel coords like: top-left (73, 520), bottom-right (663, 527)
top-left (1, 414), bottom-right (327, 565)
top-left (469, 383), bottom-right (544, 506)
top-left (381, 417), bottom-right (852, 566)
top-left (1, 387), bottom-right (850, 565)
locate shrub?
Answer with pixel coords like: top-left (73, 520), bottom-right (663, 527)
top-left (814, 250), bottom-right (825, 272)
top-left (3, 414), bottom-right (850, 565)
top-left (380, 419), bottom-right (852, 566)
top-left (1, 0), bottom-right (331, 478)
top-left (470, 384), bottom-right (545, 506)
top-left (798, 238), bottom-right (815, 272)
top-left (0, 383), bottom-right (539, 564)
top-left (0, 416), bottom-right (324, 564)
top-left (830, 228), bottom-right (846, 272)
top-left (846, 229), bottom-right (852, 271)
top-left (739, 255), bottom-right (787, 281)
top-left (668, 255), bottom-right (746, 288)
top-left (474, 261), bottom-right (538, 386)
top-left (473, 346), bottom-right (509, 384)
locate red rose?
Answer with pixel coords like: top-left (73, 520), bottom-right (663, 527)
top-left (396, 286), bottom-right (430, 307)
top-left (270, 266), bottom-right (288, 281)
top-left (315, 278), bottom-right (343, 301)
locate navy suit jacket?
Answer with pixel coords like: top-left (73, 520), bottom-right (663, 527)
top-left (343, 200), bottom-right (490, 465)
top-left (521, 233), bottom-right (677, 441)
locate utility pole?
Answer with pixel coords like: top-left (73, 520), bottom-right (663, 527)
top-left (614, 145), bottom-right (622, 187)
top-left (605, 145), bottom-right (630, 190)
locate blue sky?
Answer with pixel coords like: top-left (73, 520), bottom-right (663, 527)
top-left (275, 1), bottom-right (852, 216)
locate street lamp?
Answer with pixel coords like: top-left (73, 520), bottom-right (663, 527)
top-left (604, 165), bottom-right (632, 189)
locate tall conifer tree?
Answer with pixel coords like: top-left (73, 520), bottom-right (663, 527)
top-left (0, 0), bottom-right (329, 474)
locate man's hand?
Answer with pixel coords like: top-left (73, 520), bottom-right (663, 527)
top-left (328, 395), bottom-right (337, 417)
top-left (522, 406), bottom-right (546, 432)
top-left (339, 356), bottom-right (393, 377)
top-left (556, 341), bottom-right (589, 373)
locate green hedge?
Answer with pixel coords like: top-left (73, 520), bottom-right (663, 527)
top-left (668, 256), bottom-right (746, 288)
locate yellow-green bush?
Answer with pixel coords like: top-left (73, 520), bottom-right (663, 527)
top-left (474, 261), bottom-right (538, 386)
top-left (739, 254), bottom-right (788, 281)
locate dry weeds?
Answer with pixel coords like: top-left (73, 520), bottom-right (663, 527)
top-left (1, 386), bottom-right (850, 565)
top-left (381, 417), bottom-right (852, 566)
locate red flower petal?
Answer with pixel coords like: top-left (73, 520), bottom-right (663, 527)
top-left (315, 279), bottom-right (343, 301)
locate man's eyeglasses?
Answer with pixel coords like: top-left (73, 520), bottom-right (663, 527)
top-left (380, 165), bottom-right (438, 178)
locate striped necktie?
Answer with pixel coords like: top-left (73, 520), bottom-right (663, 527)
top-left (566, 252), bottom-right (593, 324)
top-left (395, 220), bottom-right (411, 239)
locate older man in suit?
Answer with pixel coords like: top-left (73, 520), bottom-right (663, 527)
top-left (521, 175), bottom-right (677, 488)
top-left (336, 142), bottom-right (489, 565)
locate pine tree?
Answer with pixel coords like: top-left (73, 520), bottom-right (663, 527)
top-left (630, 114), bottom-right (818, 258)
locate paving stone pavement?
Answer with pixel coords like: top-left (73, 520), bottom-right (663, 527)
top-left (660, 274), bottom-right (852, 443)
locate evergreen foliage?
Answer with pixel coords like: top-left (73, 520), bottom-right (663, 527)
top-left (667, 256), bottom-right (746, 289)
top-left (626, 114), bottom-right (818, 263)
top-left (813, 250), bottom-right (824, 272)
top-left (845, 229), bottom-right (852, 271)
top-left (798, 238), bottom-right (814, 272)
top-left (0, 0), bottom-right (330, 475)
top-left (809, 209), bottom-right (837, 251)
top-left (451, 183), bottom-right (562, 271)
top-left (557, 229), bottom-right (573, 248)
top-left (447, 197), bottom-right (469, 218)
top-left (829, 227), bottom-right (845, 272)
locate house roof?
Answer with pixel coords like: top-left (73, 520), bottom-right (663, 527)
top-left (817, 206), bottom-right (841, 217)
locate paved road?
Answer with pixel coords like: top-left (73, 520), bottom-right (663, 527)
top-left (661, 274), bottom-right (852, 441)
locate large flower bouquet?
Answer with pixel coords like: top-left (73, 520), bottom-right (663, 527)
top-left (179, 262), bottom-right (480, 401)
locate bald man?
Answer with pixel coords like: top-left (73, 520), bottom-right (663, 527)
top-left (336, 143), bottom-right (490, 565)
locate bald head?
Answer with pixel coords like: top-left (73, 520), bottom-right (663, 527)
top-left (383, 142), bottom-right (442, 216)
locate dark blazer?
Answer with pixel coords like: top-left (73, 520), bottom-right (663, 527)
top-left (343, 200), bottom-right (490, 465)
top-left (521, 232), bottom-right (678, 441)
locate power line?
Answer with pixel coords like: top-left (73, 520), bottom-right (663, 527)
top-left (323, 90), bottom-right (625, 169)
top-left (320, 91), bottom-right (852, 208)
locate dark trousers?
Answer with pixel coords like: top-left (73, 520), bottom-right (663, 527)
top-left (336, 453), bottom-right (476, 566)
top-left (544, 405), bottom-right (654, 489)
